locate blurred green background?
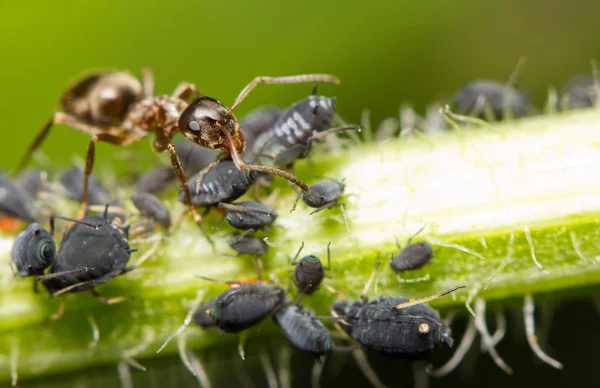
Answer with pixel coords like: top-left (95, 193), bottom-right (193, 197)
top-left (1, 0), bottom-right (600, 171)
top-left (2, 1), bottom-right (600, 387)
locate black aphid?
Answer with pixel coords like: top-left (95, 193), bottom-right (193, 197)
top-left (290, 241), bottom-right (331, 294)
top-left (0, 173), bottom-right (39, 223)
top-left (60, 167), bottom-right (114, 206)
top-left (390, 228), bottom-right (433, 273)
top-left (220, 201), bottom-right (277, 231)
top-left (131, 191), bottom-right (171, 229)
top-left (42, 206), bottom-right (136, 299)
top-left (179, 160), bottom-right (256, 208)
top-left (193, 299), bottom-right (217, 329)
top-left (209, 283), bottom-right (285, 333)
top-left (228, 231), bottom-right (269, 256)
top-left (11, 223), bottom-right (56, 277)
top-left (136, 167), bottom-right (176, 195)
top-left (240, 106), bottom-right (283, 150)
top-left (16, 169), bottom-right (46, 198)
top-left (560, 74), bottom-right (599, 110)
top-left (274, 303), bottom-right (332, 356)
top-left (295, 179), bottom-right (345, 214)
top-left (174, 140), bottom-right (219, 173)
top-left (453, 80), bottom-right (532, 120)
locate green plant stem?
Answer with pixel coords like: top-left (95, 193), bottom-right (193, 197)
top-left (1, 109), bottom-right (600, 383)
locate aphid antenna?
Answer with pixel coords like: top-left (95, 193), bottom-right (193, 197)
top-left (230, 228), bottom-right (255, 244)
top-left (506, 56), bottom-right (527, 88)
top-left (405, 223), bottom-right (427, 245)
top-left (392, 286), bottom-right (466, 310)
top-left (197, 275), bottom-right (242, 286)
top-left (308, 125), bottom-right (361, 141)
top-left (324, 284), bottom-right (348, 299)
top-left (49, 214), bottom-right (102, 236)
top-left (290, 191), bottom-right (303, 214)
top-left (289, 241), bottom-right (305, 265)
top-left (157, 290), bottom-right (205, 354)
top-left (427, 317), bottom-right (477, 377)
top-left (523, 294), bottom-right (564, 369)
top-left (474, 298), bottom-right (513, 375)
top-left (262, 237), bottom-right (278, 247)
top-left (218, 202), bottom-right (275, 216)
top-left (36, 267), bottom-right (96, 281)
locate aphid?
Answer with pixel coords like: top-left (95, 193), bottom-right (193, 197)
top-left (193, 299), bottom-right (217, 329)
top-left (273, 303), bottom-right (332, 356)
top-left (131, 191), bottom-right (171, 230)
top-left (60, 167), bottom-right (114, 206)
top-left (390, 227), bottom-right (433, 273)
top-left (228, 231), bottom-right (269, 256)
top-left (453, 80), bottom-right (532, 121)
top-left (11, 223), bottom-right (56, 277)
top-left (200, 279), bottom-right (285, 333)
top-left (239, 106), bottom-right (283, 150)
top-left (290, 241), bottom-right (331, 295)
top-left (180, 160), bottom-right (256, 208)
top-left (136, 166), bottom-right (176, 195)
top-left (219, 201), bottom-right (277, 231)
top-left (41, 205), bottom-right (137, 314)
top-left (16, 169), bottom-right (47, 199)
top-left (0, 173), bottom-right (39, 223)
top-left (331, 263), bottom-right (463, 360)
top-left (293, 179), bottom-right (346, 214)
top-left (17, 69), bottom-right (338, 234)
top-left (560, 74), bottom-right (599, 110)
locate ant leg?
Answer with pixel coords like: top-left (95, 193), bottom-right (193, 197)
top-left (229, 74), bottom-right (340, 112)
top-left (13, 114), bottom-right (56, 176)
top-left (173, 82), bottom-right (202, 102)
top-left (90, 288), bottom-right (126, 305)
top-left (166, 142), bottom-right (214, 247)
top-left (75, 135), bottom-right (98, 219)
top-left (141, 67), bottom-right (154, 98)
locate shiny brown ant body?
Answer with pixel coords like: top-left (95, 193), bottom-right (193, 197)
top-left (15, 69), bottom-right (340, 240)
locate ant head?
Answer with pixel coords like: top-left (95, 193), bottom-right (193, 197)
top-left (178, 97), bottom-right (246, 156)
top-left (88, 72), bottom-right (143, 125)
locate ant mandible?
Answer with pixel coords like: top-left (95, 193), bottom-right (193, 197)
top-left (14, 69), bottom-right (339, 241)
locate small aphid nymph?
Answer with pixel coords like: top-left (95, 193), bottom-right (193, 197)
top-left (273, 303), bottom-right (332, 356)
top-left (131, 191), bottom-right (171, 230)
top-left (11, 223), bottom-right (56, 277)
top-left (220, 201), bottom-right (277, 231)
top-left (290, 241), bottom-right (331, 294)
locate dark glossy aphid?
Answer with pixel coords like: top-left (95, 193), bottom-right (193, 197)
top-left (179, 160), bottom-right (256, 207)
top-left (11, 223), bottom-right (56, 277)
top-left (295, 180), bottom-right (345, 214)
top-left (273, 304), bottom-right (332, 356)
top-left (60, 167), bottom-right (114, 206)
top-left (390, 229), bottom-right (433, 273)
top-left (42, 206), bottom-right (136, 297)
top-left (453, 80), bottom-right (532, 120)
top-left (228, 232), bottom-right (269, 256)
top-left (193, 299), bottom-right (217, 329)
top-left (290, 242), bottom-right (331, 294)
top-left (220, 201), bottom-right (277, 231)
top-left (0, 173), bottom-right (38, 223)
top-left (209, 283), bottom-right (285, 333)
top-left (131, 191), bottom-right (171, 229)
top-left (136, 166), bottom-right (176, 195)
top-left (560, 74), bottom-right (599, 110)
top-left (240, 106), bottom-right (283, 150)
top-left (331, 295), bottom-right (453, 359)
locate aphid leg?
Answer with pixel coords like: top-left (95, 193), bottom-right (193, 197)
top-left (311, 358), bottom-right (325, 388)
top-left (166, 142), bottom-right (214, 247)
top-left (141, 67), bottom-right (154, 98)
top-left (406, 224), bottom-right (426, 245)
top-left (172, 82), bottom-right (202, 102)
top-left (427, 317), bottom-right (477, 377)
top-left (360, 258), bottom-right (381, 301)
top-left (309, 201), bottom-right (337, 215)
top-left (259, 349), bottom-right (279, 388)
top-left (90, 288), bottom-right (126, 305)
top-left (179, 335), bottom-right (213, 388)
top-left (251, 257), bottom-right (263, 281)
top-left (229, 74), bottom-right (340, 113)
top-left (523, 294), bottom-right (563, 369)
top-left (157, 290), bottom-right (205, 353)
top-left (393, 286), bottom-right (465, 310)
top-left (237, 331), bottom-right (248, 361)
top-left (523, 226), bottom-right (548, 274)
top-left (51, 298), bottom-right (66, 320)
top-left (290, 190), bottom-right (303, 214)
top-left (133, 234), bottom-right (162, 267)
top-left (87, 315), bottom-right (100, 349)
top-left (290, 241), bottom-right (305, 265)
top-left (474, 298), bottom-right (513, 374)
top-left (352, 349), bottom-right (389, 388)
top-left (10, 339), bottom-right (18, 387)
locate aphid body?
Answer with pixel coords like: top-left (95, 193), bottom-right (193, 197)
top-left (301, 180), bottom-right (345, 212)
top-left (453, 80), bottom-right (531, 120)
top-left (222, 201), bottom-right (277, 231)
top-left (0, 174), bottom-right (38, 223)
top-left (390, 241), bottom-right (433, 272)
top-left (331, 295), bottom-right (453, 360)
top-left (274, 304), bottom-right (332, 356)
top-left (131, 191), bottom-right (171, 229)
top-left (561, 74), bottom-right (599, 110)
top-left (210, 283), bottom-right (285, 333)
top-left (11, 223), bottom-right (56, 277)
top-left (228, 233), bottom-right (269, 256)
top-left (60, 167), bottom-right (114, 206)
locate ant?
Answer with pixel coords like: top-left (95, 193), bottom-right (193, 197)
top-left (14, 69), bottom-right (339, 240)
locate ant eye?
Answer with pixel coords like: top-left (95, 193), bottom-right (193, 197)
top-left (188, 120), bottom-right (200, 132)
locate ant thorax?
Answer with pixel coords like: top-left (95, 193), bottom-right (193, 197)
top-left (122, 95), bottom-right (189, 144)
